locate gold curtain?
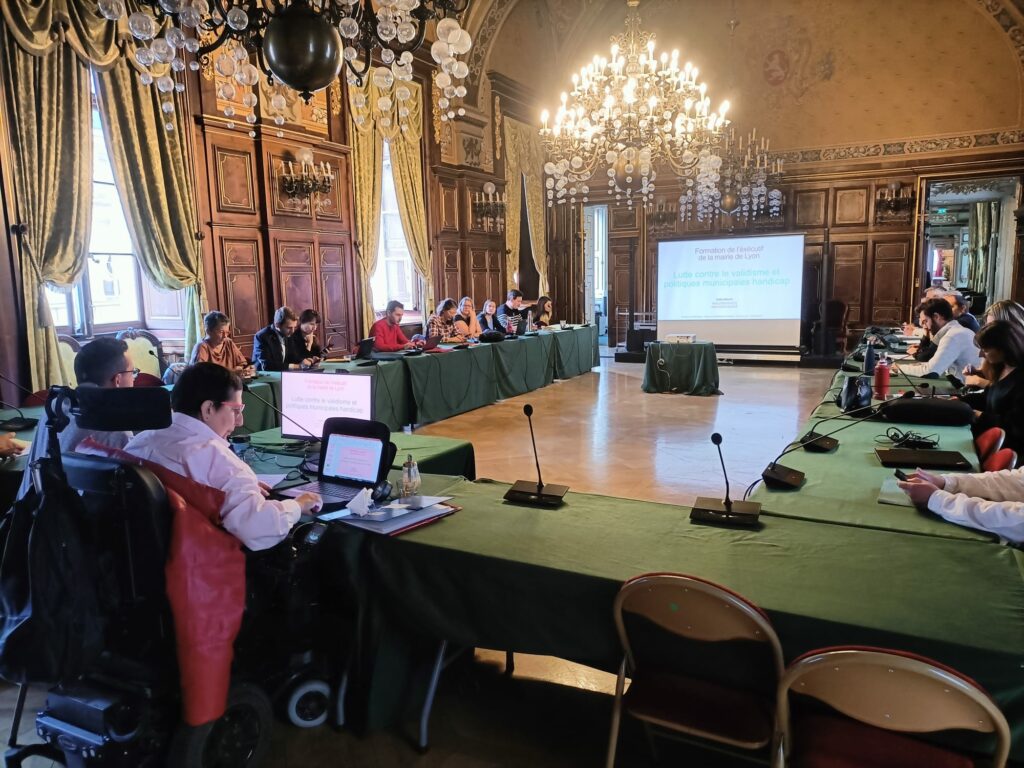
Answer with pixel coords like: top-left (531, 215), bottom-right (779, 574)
top-left (94, 56), bottom-right (205, 355)
top-left (349, 70), bottom-right (433, 332)
top-left (383, 80), bottom-right (434, 322)
top-left (347, 80), bottom-right (384, 334)
top-left (504, 116), bottom-right (548, 294)
top-left (0, 28), bottom-right (92, 390)
top-left (1, 0), bottom-right (123, 68)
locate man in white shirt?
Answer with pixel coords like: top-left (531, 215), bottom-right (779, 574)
top-left (898, 467), bottom-right (1024, 544)
top-left (125, 362), bottom-right (321, 551)
top-left (896, 297), bottom-right (979, 379)
top-left (17, 337), bottom-right (137, 499)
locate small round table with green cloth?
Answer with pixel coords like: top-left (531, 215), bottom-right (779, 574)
top-left (641, 341), bottom-right (721, 395)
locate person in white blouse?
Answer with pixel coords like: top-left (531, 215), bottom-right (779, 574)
top-left (125, 362), bottom-right (322, 551)
top-left (899, 466), bottom-right (1024, 544)
top-left (895, 297), bottom-right (979, 380)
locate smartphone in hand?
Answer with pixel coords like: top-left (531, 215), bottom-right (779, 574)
top-left (893, 469), bottom-right (910, 482)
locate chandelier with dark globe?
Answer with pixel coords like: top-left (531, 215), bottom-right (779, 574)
top-left (95, 0), bottom-right (473, 132)
top-left (538, 0), bottom-right (730, 209)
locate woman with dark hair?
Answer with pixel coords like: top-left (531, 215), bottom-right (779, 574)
top-left (125, 362), bottom-right (322, 550)
top-left (533, 295), bottom-right (553, 328)
top-left (426, 298), bottom-right (465, 343)
top-left (290, 308), bottom-right (324, 364)
top-left (965, 321), bottom-right (1024, 459)
top-left (190, 311), bottom-right (252, 374)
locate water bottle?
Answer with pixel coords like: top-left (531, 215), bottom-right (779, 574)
top-left (401, 454), bottom-right (413, 496)
top-left (863, 344), bottom-right (876, 375)
top-left (873, 357), bottom-right (890, 400)
top-left (408, 455), bottom-right (421, 496)
top-left (527, 309), bottom-right (534, 331)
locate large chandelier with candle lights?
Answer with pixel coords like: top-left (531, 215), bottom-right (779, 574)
top-left (95, 0), bottom-right (473, 132)
top-left (538, 0), bottom-right (730, 209)
top-left (680, 125), bottom-right (784, 223)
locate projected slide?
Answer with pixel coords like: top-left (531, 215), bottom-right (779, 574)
top-left (281, 372), bottom-right (374, 439)
top-left (657, 234), bottom-right (805, 347)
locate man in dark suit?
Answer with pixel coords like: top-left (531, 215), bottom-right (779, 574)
top-left (253, 306), bottom-right (308, 371)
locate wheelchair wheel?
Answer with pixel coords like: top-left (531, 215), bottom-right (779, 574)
top-left (167, 683), bottom-right (273, 768)
top-left (284, 679), bottom-right (331, 728)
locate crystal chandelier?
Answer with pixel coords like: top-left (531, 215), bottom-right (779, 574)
top-left (679, 126), bottom-right (784, 223)
top-left (538, 0), bottom-right (730, 209)
top-left (95, 0), bottom-right (473, 132)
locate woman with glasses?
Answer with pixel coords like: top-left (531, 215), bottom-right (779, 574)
top-left (190, 311), bottom-right (254, 376)
top-left (125, 363), bottom-right (322, 551)
top-left (453, 297), bottom-right (482, 340)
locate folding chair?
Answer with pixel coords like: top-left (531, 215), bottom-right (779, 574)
top-left (606, 573), bottom-right (784, 768)
top-left (982, 448), bottom-right (1017, 472)
top-left (774, 646), bottom-right (1010, 768)
top-left (974, 427), bottom-right (1005, 464)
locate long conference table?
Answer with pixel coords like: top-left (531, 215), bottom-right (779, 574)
top-left (296, 360), bottom-right (1024, 761)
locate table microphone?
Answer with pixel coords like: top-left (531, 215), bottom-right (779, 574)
top-left (799, 395), bottom-right (911, 453)
top-left (762, 399), bottom-right (900, 489)
top-left (0, 398), bottom-right (38, 432)
top-left (691, 433), bottom-right (760, 526)
top-left (241, 382), bottom-right (321, 444)
top-left (503, 404), bottom-right (569, 507)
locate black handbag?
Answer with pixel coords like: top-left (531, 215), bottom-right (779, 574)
top-left (836, 375), bottom-right (873, 412)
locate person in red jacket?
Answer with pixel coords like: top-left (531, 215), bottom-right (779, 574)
top-left (370, 300), bottom-right (422, 352)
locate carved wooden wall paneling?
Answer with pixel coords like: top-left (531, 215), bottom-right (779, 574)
top-left (214, 227), bottom-right (267, 355)
top-left (831, 239), bottom-right (868, 326)
top-left (206, 131), bottom-right (260, 227)
top-left (318, 236), bottom-right (357, 348)
top-left (794, 189), bottom-right (829, 229)
top-left (833, 187), bottom-right (870, 227)
top-left (608, 239), bottom-right (634, 347)
top-left (868, 237), bottom-right (912, 326)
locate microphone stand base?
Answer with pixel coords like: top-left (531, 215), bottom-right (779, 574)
top-left (0, 417), bottom-right (38, 432)
top-left (690, 497), bottom-right (761, 526)
top-left (762, 463), bottom-right (806, 489)
top-left (504, 480), bottom-right (569, 507)
top-left (800, 432), bottom-right (839, 452)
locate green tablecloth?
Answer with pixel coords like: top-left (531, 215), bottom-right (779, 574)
top-left (246, 427), bottom-right (476, 479)
top-left (641, 341), bottom-right (721, 395)
top-left (550, 325), bottom-right (600, 379)
top-left (404, 345), bottom-right (498, 424)
top-left (492, 334), bottom-right (555, 399)
top-left (341, 478), bottom-right (1024, 757)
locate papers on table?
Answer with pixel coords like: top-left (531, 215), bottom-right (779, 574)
top-left (318, 497), bottom-right (457, 534)
top-left (256, 473), bottom-right (290, 488)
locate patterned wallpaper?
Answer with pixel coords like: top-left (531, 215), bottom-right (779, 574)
top-left (469, 0), bottom-right (1024, 163)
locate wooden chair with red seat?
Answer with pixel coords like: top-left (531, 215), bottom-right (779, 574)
top-left (982, 448), bottom-right (1017, 472)
top-left (773, 646), bottom-right (1010, 768)
top-left (974, 427), bottom-right (1005, 465)
top-left (133, 372), bottom-right (164, 388)
top-left (606, 573), bottom-right (785, 768)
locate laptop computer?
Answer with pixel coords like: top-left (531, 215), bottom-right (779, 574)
top-left (354, 337), bottom-right (376, 360)
top-left (874, 448), bottom-right (972, 470)
top-left (278, 418), bottom-right (391, 510)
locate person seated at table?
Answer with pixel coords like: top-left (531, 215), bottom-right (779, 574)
top-left (453, 297), bottom-right (482, 340)
top-left (427, 298), bottom-right (466, 343)
top-left (370, 300), bottom-right (420, 352)
top-left (0, 432), bottom-right (22, 458)
top-left (497, 289), bottom-right (527, 335)
top-left (898, 466), bottom-right (1024, 543)
top-left (945, 292), bottom-right (980, 332)
top-left (478, 299), bottom-right (501, 333)
top-left (190, 311), bottom-right (253, 375)
top-left (290, 308), bottom-right (325, 363)
top-left (896, 298), bottom-right (979, 379)
top-left (533, 295), bottom-right (553, 328)
top-left (124, 362), bottom-right (322, 551)
top-left (253, 306), bottom-right (314, 371)
top-left (958, 321), bottom-right (1024, 457)
top-left (902, 287), bottom-right (946, 338)
top-left (17, 337), bottom-right (136, 498)
top-left (984, 299), bottom-right (1024, 327)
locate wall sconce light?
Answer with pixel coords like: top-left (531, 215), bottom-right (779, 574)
top-left (875, 181), bottom-right (915, 223)
top-left (281, 147), bottom-right (334, 198)
top-left (472, 180), bottom-right (506, 232)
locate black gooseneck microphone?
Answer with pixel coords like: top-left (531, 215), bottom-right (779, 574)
top-left (241, 382), bottom-right (321, 444)
top-left (762, 398), bottom-right (899, 489)
top-left (0, 399), bottom-right (38, 432)
top-left (503, 403), bottom-right (569, 507)
top-left (691, 433), bottom-right (761, 526)
top-left (800, 393), bottom-right (913, 453)
top-left (524, 403), bottom-right (543, 493)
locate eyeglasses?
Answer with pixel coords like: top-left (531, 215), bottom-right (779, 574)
top-left (113, 368), bottom-right (140, 382)
top-left (219, 402), bottom-right (246, 418)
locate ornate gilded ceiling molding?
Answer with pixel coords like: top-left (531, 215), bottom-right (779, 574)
top-left (774, 129), bottom-right (1024, 165)
top-left (930, 179), bottom-right (1019, 196)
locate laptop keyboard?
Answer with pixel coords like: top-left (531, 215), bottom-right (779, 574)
top-left (295, 481), bottom-right (362, 502)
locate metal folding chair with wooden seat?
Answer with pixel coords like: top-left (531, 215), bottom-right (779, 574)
top-left (606, 573), bottom-right (785, 768)
top-left (774, 646), bottom-right (1011, 768)
top-left (974, 427), bottom-right (1005, 464)
top-left (982, 448), bottom-right (1017, 472)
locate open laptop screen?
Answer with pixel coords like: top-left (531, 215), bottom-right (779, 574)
top-left (322, 433), bottom-right (384, 485)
